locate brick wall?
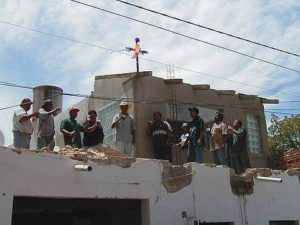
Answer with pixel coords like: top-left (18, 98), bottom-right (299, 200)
top-left (283, 149), bottom-right (300, 169)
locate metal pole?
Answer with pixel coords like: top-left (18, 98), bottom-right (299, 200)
top-left (136, 56), bottom-right (140, 75)
top-left (256, 175), bottom-right (282, 183)
top-left (74, 165), bottom-right (93, 171)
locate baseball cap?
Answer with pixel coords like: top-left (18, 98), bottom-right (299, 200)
top-left (20, 98), bottom-right (33, 106)
top-left (119, 100), bottom-right (129, 106)
top-left (181, 122), bottom-right (188, 128)
top-left (69, 107), bottom-right (80, 112)
top-left (188, 107), bottom-right (199, 114)
top-left (42, 99), bottom-right (52, 107)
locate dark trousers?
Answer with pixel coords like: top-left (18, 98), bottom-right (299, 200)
top-left (153, 144), bottom-right (171, 162)
top-left (187, 145), bottom-right (204, 164)
top-left (231, 152), bottom-right (251, 174)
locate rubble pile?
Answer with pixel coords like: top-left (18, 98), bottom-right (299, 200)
top-left (53, 144), bottom-right (136, 168)
top-left (161, 161), bottom-right (193, 193)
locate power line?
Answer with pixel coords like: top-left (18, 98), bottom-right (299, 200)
top-left (0, 20), bottom-right (133, 58)
top-left (70, 0), bottom-right (300, 74)
top-left (1, 20), bottom-right (300, 99)
top-left (0, 81), bottom-right (33, 90)
top-left (0, 80), bottom-right (298, 116)
top-left (116, 0), bottom-right (300, 58)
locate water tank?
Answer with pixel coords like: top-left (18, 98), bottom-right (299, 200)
top-left (33, 85), bottom-right (63, 115)
top-left (0, 130), bottom-right (4, 146)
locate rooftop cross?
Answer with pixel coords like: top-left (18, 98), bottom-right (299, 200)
top-left (125, 37), bottom-right (149, 75)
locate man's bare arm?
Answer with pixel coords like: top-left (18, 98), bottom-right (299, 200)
top-left (19, 112), bottom-right (39, 123)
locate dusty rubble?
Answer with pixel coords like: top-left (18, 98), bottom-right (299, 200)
top-left (42, 144), bottom-right (136, 168)
top-left (230, 169), bottom-right (254, 196)
top-left (161, 161), bottom-right (193, 193)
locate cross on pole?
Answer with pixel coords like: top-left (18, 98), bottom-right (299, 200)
top-left (125, 37), bottom-right (149, 75)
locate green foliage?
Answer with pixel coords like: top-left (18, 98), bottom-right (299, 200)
top-left (268, 114), bottom-right (300, 156)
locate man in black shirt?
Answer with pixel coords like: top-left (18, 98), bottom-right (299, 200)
top-left (186, 107), bottom-right (206, 163)
top-left (147, 112), bottom-right (172, 161)
top-left (83, 110), bottom-right (104, 147)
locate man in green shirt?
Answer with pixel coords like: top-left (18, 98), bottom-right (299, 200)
top-left (60, 107), bottom-right (84, 148)
top-left (228, 120), bottom-right (251, 174)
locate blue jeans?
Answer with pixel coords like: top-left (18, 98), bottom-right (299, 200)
top-left (188, 145), bottom-right (204, 163)
top-left (214, 148), bottom-right (227, 166)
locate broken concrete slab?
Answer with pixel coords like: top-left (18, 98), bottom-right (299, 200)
top-left (161, 161), bottom-right (193, 193)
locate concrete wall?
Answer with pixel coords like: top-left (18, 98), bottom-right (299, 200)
top-left (133, 75), bottom-right (271, 167)
top-left (0, 147), bottom-right (299, 225)
top-left (92, 72), bottom-right (136, 113)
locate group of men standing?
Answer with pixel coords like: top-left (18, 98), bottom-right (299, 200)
top-left (12, 98), bottom-right (250, 174)
top-left (12, 98), bottom-right (135, 154)
top-left (147, 107), bottom-right (251, 174)
top-left (12, 98), bottom-right (105, 151)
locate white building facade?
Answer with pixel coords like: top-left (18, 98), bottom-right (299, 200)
top-left (0, 146), bottom-right (300, 225)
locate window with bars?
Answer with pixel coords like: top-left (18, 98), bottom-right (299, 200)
top-left (246, 114), bottom-right (262, 154)
top-left (98, 101), bottom-right (119, 148)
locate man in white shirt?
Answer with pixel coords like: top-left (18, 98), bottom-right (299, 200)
top-left (111, 101), bottom-right (136, 156)
top-left (12, 98), bottom-right (39, 149)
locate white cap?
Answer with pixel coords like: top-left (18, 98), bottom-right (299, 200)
top-left (119, 100), bottom-right (129, 106)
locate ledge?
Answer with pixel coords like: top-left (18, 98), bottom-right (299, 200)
top-left (238, 93), bottom-right (258, 100)
top-left (192, 84), bottom-right (210, 90)
top-left (260, 98), bottom-right (279, 104)
top-left (95, 71), bottom-right (152, 80)
top-left (164, 79), bottom-right (183, 84)
top-left (217, 90), bottom-right (236, 96)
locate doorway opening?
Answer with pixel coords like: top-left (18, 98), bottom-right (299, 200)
top-left (12, 196), bottom-right (142, 225)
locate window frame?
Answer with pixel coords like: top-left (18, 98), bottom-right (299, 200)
top-left (246, 114), bottom-right (263, 154)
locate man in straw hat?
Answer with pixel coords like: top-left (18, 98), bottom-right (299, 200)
top-left (111, 100), bottom-right (136, 156)
top-left (12, 98), bottom-right (39, 149)
top-left (60, 107), bottom-right (84, 148)
top-left (37, 99), bottom-right (61, 151)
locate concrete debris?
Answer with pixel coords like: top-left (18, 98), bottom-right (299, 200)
top-left (230, 167), bottom-right (299, 196)
top-left (246, 168), bottom-right (273, 177)
top-left (230, 169), bottom-right (254, 196)
top-left (51, 144), bottom-right (136, 168)
top-left (161, 161), bottom-right (192, 193)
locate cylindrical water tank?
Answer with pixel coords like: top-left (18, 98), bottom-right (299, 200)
top-left (0, 130), bottom-right (4, 146)
top-left (33, 85), bottom-right (63, 115)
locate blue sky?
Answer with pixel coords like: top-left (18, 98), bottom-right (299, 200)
top-left (0, 0), bottom-right (300, 146)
